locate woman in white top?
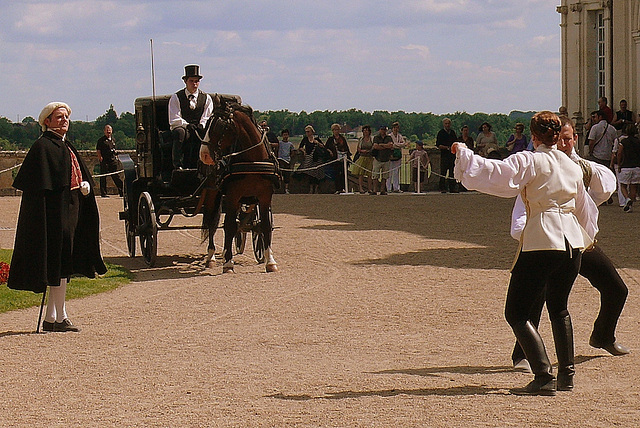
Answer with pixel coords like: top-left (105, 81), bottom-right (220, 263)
top-left (452, 111), bottom-right (599, 396)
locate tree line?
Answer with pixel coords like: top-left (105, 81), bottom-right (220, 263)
top-left (0, 105), bottom-right (136, 151)
top-left (1, 104), bottom-right (536, 151)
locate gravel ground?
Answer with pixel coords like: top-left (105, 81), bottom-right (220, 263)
top-left (0, 192), bottom-right (638, 427)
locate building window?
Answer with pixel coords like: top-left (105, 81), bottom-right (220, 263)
top-left (597, 11), bottom-right (606, 99)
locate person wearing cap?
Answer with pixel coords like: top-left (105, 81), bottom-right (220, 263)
top-left (371, 125), bottom-right (393, 195)
top-left (168, 64), bottom-right (214, 169)
top-left (8, 102), bottom-right (107, 332)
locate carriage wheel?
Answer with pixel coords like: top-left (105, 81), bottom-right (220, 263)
top-left (122, 181), bottom-right (136, 257)
top-left (252, 230), bottom-right (266, 264)
top-left (138, 191), bottom-right (158, 267)
top-left (235, 231), bottom-right (247, 254)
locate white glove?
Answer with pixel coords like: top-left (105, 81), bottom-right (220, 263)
top-left (80, 181), bottom-right (91, 196)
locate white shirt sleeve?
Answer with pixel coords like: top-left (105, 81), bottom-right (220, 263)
top-left (574, 180), bottom-right (599, 244)
top-left (454, 145), bottom-right (535, 198)
top-left (510, 195), bottom-right (526, 241)
top-left (199, 94), bottom-right (214, 128)
top-left (587, 161), bottom-right (617, 206)
top-left (168, 93), bottom-right (187, 130)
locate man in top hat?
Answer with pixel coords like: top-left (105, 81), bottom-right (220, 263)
top-left (168, 64), bottom-right (214, 169)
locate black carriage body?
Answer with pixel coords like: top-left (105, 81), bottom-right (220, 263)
top-left (119, 92), bottom-right (241, 266)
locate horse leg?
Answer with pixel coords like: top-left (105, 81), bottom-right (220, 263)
top-left (222, 204), bottom-right (238, 273)
top-left (202, 189), bottom-right (222, 269)
top-left (259, 194), bottom-right (277, 273)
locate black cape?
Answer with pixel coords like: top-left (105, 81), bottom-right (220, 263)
top-left (8, 131), bottom-right (107, 293)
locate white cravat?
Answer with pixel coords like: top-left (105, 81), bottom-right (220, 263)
top-left (188, 93), bottom-right (196, 110)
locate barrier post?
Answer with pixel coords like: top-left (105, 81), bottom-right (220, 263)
top-left (416, 163), bottom-right (421, 194)
top-left (342, 156), bottom-right (352, 194)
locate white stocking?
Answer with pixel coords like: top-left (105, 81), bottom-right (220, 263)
top-left (47, 278), bottom-right (69, 323)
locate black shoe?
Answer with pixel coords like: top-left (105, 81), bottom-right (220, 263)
top-left (42, 320), bottom-right (55, 332)
top-left (510, 377), bottom-right (556, 396)
top-left (53, 319), bottom-right (81, 332)
top-left (557, 373), bottom-right (574, 391)
top-left (589, 337), bottom-right (630, 356)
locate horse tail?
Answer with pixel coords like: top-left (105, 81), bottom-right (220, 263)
top-left (201, 189), bottom-right (223, 243)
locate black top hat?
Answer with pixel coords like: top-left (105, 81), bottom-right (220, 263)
top-left (183, 64), bottom-right (202, 80)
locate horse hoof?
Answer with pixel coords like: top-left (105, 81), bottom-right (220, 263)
top-left (223, 266), bottom-right (235, 274)
top-left (266, 264), bottom-right (278, 273)
top-left (207, 261), bottom-right (216, 269)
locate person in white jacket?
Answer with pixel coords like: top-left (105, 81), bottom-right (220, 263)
top-left (509, 116), bottom-right (629, 375)
top-left (452, 111), bottom-right (598, 396)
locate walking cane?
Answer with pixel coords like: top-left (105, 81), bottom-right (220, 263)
top-left (36, 287), bottom-right (47, 333)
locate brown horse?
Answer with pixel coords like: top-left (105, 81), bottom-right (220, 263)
top-left (199, 104), bottom-right (279, 273)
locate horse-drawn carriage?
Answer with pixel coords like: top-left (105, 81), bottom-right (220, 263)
top-left (119, 93), bottom-right (280, 272)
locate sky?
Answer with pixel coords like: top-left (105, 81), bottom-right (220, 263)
top-left (0, 0), bottom-right (563, 122)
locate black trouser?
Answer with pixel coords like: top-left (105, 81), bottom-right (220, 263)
top-left (100, 162), bottom-right (123, 196)
top-left (506, 246), bottom-right (581, 378)
top-left (511, 245), bottom-right (628, 362)
top-left (439, 155), bottom-right (457, 192)
top-left (171, 125), bottom-right (201, 169)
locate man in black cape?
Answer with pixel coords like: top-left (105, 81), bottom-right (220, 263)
top-left (8, 102), bottom-right (106, 332)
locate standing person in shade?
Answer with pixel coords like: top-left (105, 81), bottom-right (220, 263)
top-left (598, 96), bottom-right (614, 124)
top-left (510, 116), bottom-right (629, 376)
top-left (277, 129), bottom-right (294, 194)
top-left (409, 140), bottom-right (429, 193)
top-left (452, 111), bottom-right (599, 396)
top-left (587, 110), bottom-right (617, 167)
top-left (612, 99), bottom-right (637, 132)
top-left (168, 64), bottom-right (213, 169)
top-left (617, 123), bottom-right (640, 213)
top-left (506, 123), bottom-right (528, 156)
top-left (349, 125), bottom-right (375, 194)
top-left (298, 125), bottom-right (326, 194)
top-left (260, 120), bottom-right (280, 155)
top-left (387, 121), bottom-right (406, 193)
top-left (476, 122), bottom-right (499, 158)
top-left (96, 124), bottom-right (123, 197)
top-left (325, 123), bottom-right (351, 194)
top-left (458, 125), bottom-right (474, 151)
top-left (372, 125), bottom-right (393, 195)
top-left (8, 102), bottom-right (107, 332)
top-left (436, 118), bottom-right (458, 193)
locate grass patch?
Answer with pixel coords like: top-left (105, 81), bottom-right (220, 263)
top-left (0, 249), bottom-right (131, 314)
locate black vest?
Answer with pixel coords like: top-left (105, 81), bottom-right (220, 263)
top-left (176, 90), bottom-right (206, 124)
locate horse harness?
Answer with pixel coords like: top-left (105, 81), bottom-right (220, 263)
top-left (203, 104), bottom-right (281, 190)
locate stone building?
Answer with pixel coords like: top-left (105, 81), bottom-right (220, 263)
top-left (557, 0), bottom-right (639, 150)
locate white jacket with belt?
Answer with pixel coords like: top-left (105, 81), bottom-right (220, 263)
top-left (454, 144), bottom-right (599, 253)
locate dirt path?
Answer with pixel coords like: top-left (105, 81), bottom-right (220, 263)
top-left (0, 193), bottom-right (638, 427)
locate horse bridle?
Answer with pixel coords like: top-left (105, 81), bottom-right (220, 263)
top-left (202, 111), bottom-right (269, 164)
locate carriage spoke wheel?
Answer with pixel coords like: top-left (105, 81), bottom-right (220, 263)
top-left (235, 231), bottom-right (247, 255)
top-left (123, 182), bottom-right (136, 257)
top-left (137, 191), bottom-right (158, 267)
top-left (252, 230), bottom-right (265, 264)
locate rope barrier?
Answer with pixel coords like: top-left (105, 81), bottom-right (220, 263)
top-left (277, 155), bottom-right (451, 180)
top-left (0, 164), bottom-right (22, 175)
top-left (93, 169), bottom-right (124, 178)
top-left (0, 162), bottom-right (123, 179)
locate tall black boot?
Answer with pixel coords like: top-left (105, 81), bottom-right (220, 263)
top-left (510, 321), bottom-right (556, 396)
top-left (551, 314), bottom-right (575, 391)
